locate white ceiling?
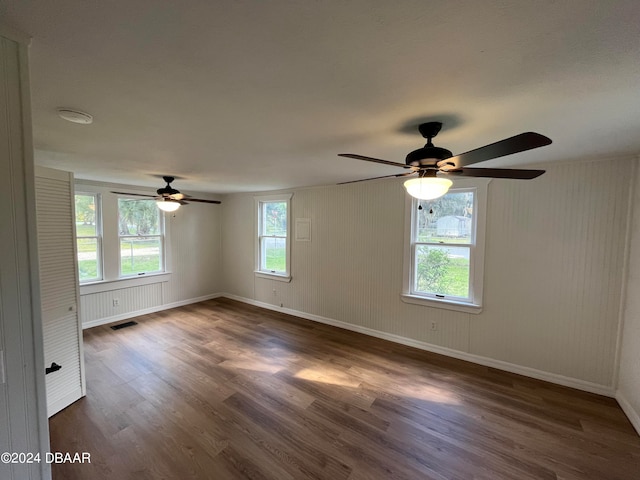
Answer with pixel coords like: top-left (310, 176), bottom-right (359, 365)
top-left (3, 0), bottom-right (640, 193)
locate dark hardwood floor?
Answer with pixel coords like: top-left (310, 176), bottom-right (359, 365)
top-left (49, 298), bottom-right (640, 479)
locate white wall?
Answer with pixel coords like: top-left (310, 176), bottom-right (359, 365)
top-left (76, 181), bottom-right (223, 328)
top-left (222, 157), bottom-right (634, 394)
top-left (617, 156), bottom-right (640, 433)
top-left (0, 29), bottom-right (51, 480)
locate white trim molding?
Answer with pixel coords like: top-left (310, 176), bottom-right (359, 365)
top-left (616, 391), bottom-right (640, 435)
top-left (402, 178), bottom-right (490, 313)
top-left (221, 293), bottom-right (615, 398)
top-left (82, 293), bottom-right (223, 329)
top-left (80, 272), bottom-right (171, 295)
top-left (254, 193), bottom-right (293, 280)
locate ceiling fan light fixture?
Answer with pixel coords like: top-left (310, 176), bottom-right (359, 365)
top-left (403, 177), bottom-right (453, 200)
top-left (156, 198), bottom-right (180, 212)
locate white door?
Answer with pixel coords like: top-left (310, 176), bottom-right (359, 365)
top-left (35, 167), bottom-right (86, 417)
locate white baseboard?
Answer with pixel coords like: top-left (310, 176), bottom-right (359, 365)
top-left (616, 391), bottom-right (640, 435)
top-left (82, 293), bottom-right (224, 329)
top-left (222, 293), bottom-right (615, 398)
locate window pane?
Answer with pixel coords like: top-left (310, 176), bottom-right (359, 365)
top-left (118, 199), bottom-right (160, 235)
top-left (75, 194), bottom-right (97, 236)
top-left (261, 237), bottom-right (286, 272)
top-left (263, 202), bottom-right (287, 236)
top-left (415, 245), bottom-right (470, 298)
top-left (77, 238), bottom-right (100, 282)
top-left (120, 237), bottom-right (162, 275)
top-left (417, 191), bottom-right (474, 244)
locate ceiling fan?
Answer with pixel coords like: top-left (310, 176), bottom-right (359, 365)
top-left (111, 176), bottom-right (221, 212)
top-left (339, 122), bottom-right (552, 199)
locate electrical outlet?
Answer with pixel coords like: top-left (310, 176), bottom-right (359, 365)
top-left (430, 321), bottom-right (437, 331)
top-left (113, 299), bottom-right (120, 307)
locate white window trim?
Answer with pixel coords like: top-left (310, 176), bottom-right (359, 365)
top-left (75, 192), bottom-right (103, 283)
top-left (74, 181), bottom-right (172, 290)
top-left (401, 178), bottom-right (490, 314)
top-left (254, 193), bottom-right (293, 282)
top-left (117, 196), bottom-right (166, 278)
top-left (79, 272), bottom-right (171, 295)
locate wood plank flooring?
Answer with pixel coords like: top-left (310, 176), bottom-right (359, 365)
top-left (49, 298), bottom-right (640, 479)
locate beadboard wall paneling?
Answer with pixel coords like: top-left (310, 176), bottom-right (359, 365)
top-left (80, 283), bottom-right (163, 324)
top-left (472, 159), bottom-right (631, 386)
top-left (76, 181), bottom-right (224, 327)
top-left (618, 157), bottom-right (640, 434)
top-left (221, 157), bottom-right (634, 389)
top-left (0, 31), bottom-right (51, 480)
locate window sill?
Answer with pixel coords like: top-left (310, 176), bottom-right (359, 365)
top-left (254, 271), bottom-right (292, 283)
top-left (400, 293), bottom-right (482, 314)
top-left (80, 272), bottom-right (171, 295)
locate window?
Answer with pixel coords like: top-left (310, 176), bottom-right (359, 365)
top-left (403, 179), bottom-right (489, 313)
top-left (75, 193), bottom-right (102, 283)
top-left (118, 198), bottom-right (164, 276)
top-left (255, 194), bottom-right (292, 281)
top-left (75, 183), bottom-right (172, 293)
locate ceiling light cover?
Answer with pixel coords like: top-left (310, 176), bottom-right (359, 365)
top-left (156, 199), bottom-right (180, 212)
top-left (403, 177), bottom-right (453, 200)
top-left (57, 108), bottom-right (93, 124)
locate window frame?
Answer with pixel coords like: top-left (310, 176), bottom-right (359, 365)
top-left (402, 178), bottom-right (490, 314)
top-left (254, 193), bottom-right (292, 282)
top-left (117, 196), bottom-right (166, 278)
top-left (75, 192), bottom-right (103, 284)
top-left (74, 182), bottom-right (172, 296)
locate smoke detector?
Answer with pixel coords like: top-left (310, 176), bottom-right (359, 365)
top-left (57, 108), bottom-right (93, 124)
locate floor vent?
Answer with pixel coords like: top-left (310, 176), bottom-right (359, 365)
top-left (110, 321), bottom-right (138, 330)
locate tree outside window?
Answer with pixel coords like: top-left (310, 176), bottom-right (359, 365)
top-left (413, 190), bottom-right (475, 299)
top-left (118, 198), bottom-right (163, 276)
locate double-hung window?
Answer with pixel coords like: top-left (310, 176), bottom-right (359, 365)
top-left (118, 198), bottom-right (164, 276)
top-left (255, 194), bottom-right (292, 281)
top-left (403, 179), bottom-right (489, 313)
top-left (75, 193), bottom-right (102, 283)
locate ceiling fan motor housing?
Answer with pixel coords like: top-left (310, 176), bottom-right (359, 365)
top-left (406, 122), bottom-right (453, 166)
top-left (157, 186), bottom-right (180, 196)
top-left (406, 146), bottom-right (453, 167)
top-left (157, 176), bottom-right (180, 196)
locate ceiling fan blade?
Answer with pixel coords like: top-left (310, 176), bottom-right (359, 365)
top-left (110, 191), bottom-right (155, 198)
top-left (184, 198), bottom-right (222, 204)
top-left (446, 167), bottom-right (545, 179)
top-left (339, 153), bottom-right (413, 169)
top-left (438, 132), bottom-right (552, 170)
top-left (338, 172), bottom-right (416, 185)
